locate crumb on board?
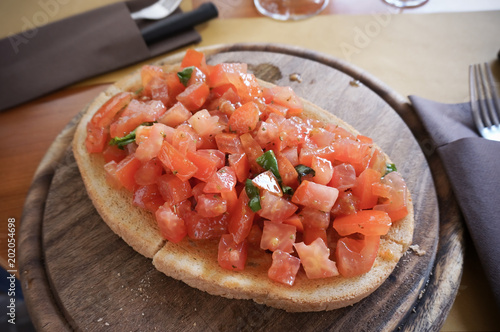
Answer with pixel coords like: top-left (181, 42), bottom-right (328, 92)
top-left (409, 244), bottom-right (426, 256)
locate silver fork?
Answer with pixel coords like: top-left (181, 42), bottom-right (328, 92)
top-left (469, 63), bottom-right (500, 141)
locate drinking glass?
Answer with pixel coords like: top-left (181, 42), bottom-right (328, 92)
top-left (382, 0), bottom-right (428, 8)
top-left (254, 0), bottom-right (329, 21)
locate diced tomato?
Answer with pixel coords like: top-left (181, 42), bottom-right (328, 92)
top-left (155, 203), bottom-right (187, 243)
top-left (134, 158), bottom-right (164, 186)
top-left (254, 120), bottom-right (280, 150)
top-left (228, 153), bottom-right (250, 183)
top-left (294, 238), bottom-right (339, 279)
top-left (188, 109), bottom-right (225, 137)
top-left (333, 210), bottom-right (391, 236)
top-left (262, 103), bottom-right (287, 119)
top-left (331, 138), bottom-right (372, 175)
top-left (181, 48), bottom-right (209, 74)
top-left (252, 170), bottom-right (283, 197)
top-left (157, 141), bottom-right (198, 182)
top-left (228, 190), bottom-right (255, 244)
top-left (311, 156), bottom-right (333, 185)
top-left (351, 168), bottom-right (381, 209)
top-left (299, 207), bottom-right (330, 229)
top-left (191, 181), bottom-right (206, 202)
top-left (239, 133), bottom-right (265, 174)
top-left (227, 102), bottom-right (260, 135)
top-left (102, 141), bottom-right (127, 163)
top-left (263, 86), bottom-right (303, 116)
top-left (186, 150), bottom-right (218, 182)
top-left (171, 124), bottom-right (199, 155)
top-left (135, 123), bottom-right (173, 162)
top-left (326, 125), bottom-right (357, 141)
top-left (176, 82), bottom-right (210, 111)
top-left (276, 152), bottom-right (299, 189)
top-left (195, 194), bottom-right (227, 217)
top-left (373, 172), bottom-right (409, 222)
top-left (218, 234), bottom-right (248, 271)
top-left (184, 210), bottom-right (229, 240)
top-left (357, 135), bottom-right (373, 145)
top-left (281, 146), bottom-right (299, 167)
top-left (203, 167), bottom-right (237, 193)
top-left (336, 235), bottom-right (380, 278)
top-left (308, 127), bottom-right (335, 148)
top-left (331, 191), bottom-right (359, 217)
top-left (302, 226), bottom-right (327, 246)
top-left (110, 99), bottom-right (166, 138)
top-left (329, 163), bottom-right (356, 191)
top-left (164, 72), bottom-right (187, 107)
top-left (215, 133), bottom-right (244, 154)
top-left (221, 188), bottom-right (238, 214)
top-left (85, 122), bottom-right (108, 153)
top-left (104, 160), bottom-right (121, 189)
top-left (278, 117), bottom-right (309, 149)
top-left (368, 148), bottom-right (387, 175)
top-left (260, 220), bottom-right (296, 253)
top-left (268, 250), bottom-right (301, 286)
top-left (156, 173), bottom-right (192, 204)
top-left (115, 154), bottom-right (142, 191)
top-left (283, 214), bottom-right (304, 232)
top-left (133, 184), bottom-right (164, 213)
top-left (292, 180), bottom-right (339, 212)
top-left (90, 91), bottom-right (134, 128)
top-left (209, 85), bottom-right (241, 105)
top-left (208, 63), bottom-right (261, 103)
top-left (141, 65), bottom-right (164, 97)
top-left (258, 191), bottom-right (298, 221)
top-left (158, 102), bottom-right (191, 128)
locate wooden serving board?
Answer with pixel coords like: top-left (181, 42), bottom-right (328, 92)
top-left (19, 44), bottom-right (464, 331)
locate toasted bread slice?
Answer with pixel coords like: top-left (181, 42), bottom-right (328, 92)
top-left (72, 62), bottom-right (414, 312)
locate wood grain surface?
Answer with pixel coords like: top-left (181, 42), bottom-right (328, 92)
top-left (19, 44), bottom-right (463, 331)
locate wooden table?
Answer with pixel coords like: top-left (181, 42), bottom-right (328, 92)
top-left (1, 0), bottom-right (500, 331)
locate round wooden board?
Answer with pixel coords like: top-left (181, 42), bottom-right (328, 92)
top-left (19, 44), bottom-right (464, 331)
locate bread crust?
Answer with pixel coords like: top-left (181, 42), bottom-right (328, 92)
top-left (72, 61), bottom-right (414, 312)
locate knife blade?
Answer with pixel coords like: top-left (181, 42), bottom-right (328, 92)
top-left (140, 2), bottom-right (218, 45)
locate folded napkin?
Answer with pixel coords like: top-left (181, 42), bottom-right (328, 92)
top-left (410, 95), bottom-right (500, 311)
top-left (0, 0), bottom-right (201, 112)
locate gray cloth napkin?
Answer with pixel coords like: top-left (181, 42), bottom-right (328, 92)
top-left (0, 0), bottom-right (201, 111)
top-left (410, 95), bottom-right (500, 311)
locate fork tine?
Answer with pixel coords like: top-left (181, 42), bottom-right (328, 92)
top-left (469, 64), bottom-right (484, 132)
top-left (483, 63), bottom-right (500, 126)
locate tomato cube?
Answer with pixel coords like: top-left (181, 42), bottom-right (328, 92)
top-left (351, 168), bottom-right (381, 210)
top-left (292, 180), bottom-right (339, 212)
top-left (158, 141), bottom-right (198, 182)
top-left (115, 154), bottom-right (142, 192)
top-left (260, 220), bottom-right (296, 253)
top-left (195, 194), bottom-right (227, 217)
top-left (218, 234), bottom-right (248, 271)
top-left (155, 203), bottom-right (187, 243)
top-left (336, 235), bottom-right (380, 278)
top-left (294, 238), bottom-right (339, 279)
top-left (333, 210), bottom-right (392, 236)
top-left (268, 250), bottom-right (301, 286)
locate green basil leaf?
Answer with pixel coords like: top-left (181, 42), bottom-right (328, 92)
top-left (384, 163), bottom-right (397, 176)
top-left (256, 150), bottom-right (282, 182)
top-left (245, 179), bottom-right (261, 212)
top-left (109, 122), bottom-right (155, 150)
top-left (295, 164), bottom-right (315, 183)
top-left (177, 66), bottom-right (195, 87)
